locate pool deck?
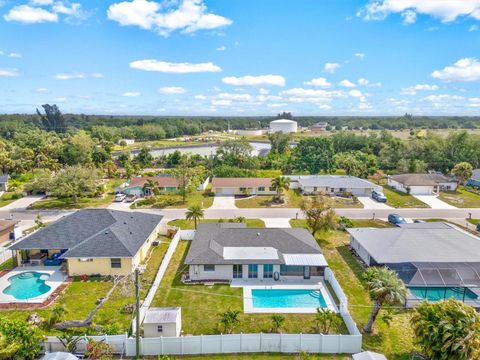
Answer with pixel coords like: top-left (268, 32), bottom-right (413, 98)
top-left (0, 266), bottom-right (67, 304)
top-left (237, 280), bottom-right (338, 314)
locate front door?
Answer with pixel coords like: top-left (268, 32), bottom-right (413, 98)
top-left (303, 266), bottom-right (310, 279)
top-left (233, 264), bottom-right (243, 279)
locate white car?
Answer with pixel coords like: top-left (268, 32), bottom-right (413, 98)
top-left (114, 193), bottom-right (127, 202)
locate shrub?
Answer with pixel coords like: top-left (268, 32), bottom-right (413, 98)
top-left (338, 216), bottom-right (353, 229)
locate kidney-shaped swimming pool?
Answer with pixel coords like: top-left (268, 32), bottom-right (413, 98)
top-left (3, 271), bottom-right (51, 300)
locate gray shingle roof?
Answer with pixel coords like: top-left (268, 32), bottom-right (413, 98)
top-left (10, 209), bottom-right (162, 258)
top-left (389, 173), bottom-right (454, 186)
top-left (290, 175), bottom-right (378, 189)
top-left (347, 222), bottom-right (480, 264)
top-left (185, 223), bottom-right (322, 265)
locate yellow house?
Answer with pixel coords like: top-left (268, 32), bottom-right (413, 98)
top-left (10, 209), bottom-right (162, 276)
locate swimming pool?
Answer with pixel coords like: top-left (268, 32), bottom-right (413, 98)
top-left (409, 287), bottom-right (478, 301)
top-left (3, 271), bottom-right (51, 300)
top-left (252, 289), bottom-right (328, 309)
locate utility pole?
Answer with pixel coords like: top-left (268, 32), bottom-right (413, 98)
top-left (135, 268), bottom-right (140, 359)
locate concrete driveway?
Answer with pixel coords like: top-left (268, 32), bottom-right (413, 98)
top-left (0, 195), bottom-right (44, 210)
top-left (357, 196), bottom-right (392, 209)
top-left (263, 218), bottom-right (291, 228)
top-left (413, 195), bottom-right (457, 209)
top-left (210, 195), bottom-right (237, 209)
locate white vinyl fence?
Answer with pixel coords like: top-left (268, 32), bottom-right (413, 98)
top-left (0, 247), bottom-right (12, 265)
top-left (43, 334), bottom-right (127, 354)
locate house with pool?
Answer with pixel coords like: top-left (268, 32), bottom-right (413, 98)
top-left (184, 223), bottom-right (338, 313)
top-left (348, 222), bottom-right (480, 307)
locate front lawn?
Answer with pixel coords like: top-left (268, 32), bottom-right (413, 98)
top-left (133, 190), bottom-right (214, 209)
top-left (0, 191), bottom-right (23, 208)
top-left (168, 218), bottom-right (265, 229)
top-left (151, 241), bottom-right (347, 336)
top-left (382, 186), bottom-right (428, 208)
top-left (290, 218), bottom-right (416, 359)
top-left (438, 187), bottom-right (480, 208)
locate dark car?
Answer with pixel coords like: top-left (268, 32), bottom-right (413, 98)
top-left (125, 194), bottom-right (138, 203)
top-left (388, 213), bottom-right (407, 226)
top-left (476, 223), bottom-right (480, 232)
top-left (372, 190), bottom-right (387, 203)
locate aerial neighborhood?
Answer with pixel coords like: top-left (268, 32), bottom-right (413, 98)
top-left (2, 1), bottom-right (480, 359)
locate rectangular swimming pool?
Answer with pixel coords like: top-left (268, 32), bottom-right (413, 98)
top-left (409, 287), bottom-right (478, 301)
top-left (252, 289), bottom-right (327, 309)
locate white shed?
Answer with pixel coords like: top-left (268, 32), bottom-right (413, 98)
top-left (353, 351), bottom-right (387, 360)
top-left (269, 119), bottom-right (297, 133)
top-left (143, 307), bottom-right (181, 338)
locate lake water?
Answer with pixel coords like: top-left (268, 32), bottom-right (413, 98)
top-left (144, 141), bottom-right (272, 157)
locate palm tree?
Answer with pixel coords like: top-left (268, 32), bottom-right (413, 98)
top-left (363, 267), bottom-right (407, 333)
top-left (270, 314), bottom-right (285, 333)
top-left (185, 205), bottom-right (204, 229)
top-left (142, 179), bottom-right (158, 197)
top-left (218, 310), bottom-right (240, 334)
top-left (271, 176), bottom-right (291, 203)
top-left (314, 308), bottom-right (341, 334)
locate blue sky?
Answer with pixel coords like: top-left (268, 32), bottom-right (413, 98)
top-left (1, 0), bottom-right (480, 115)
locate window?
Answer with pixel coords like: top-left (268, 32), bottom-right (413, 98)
top-left (239, 187), bottom-right (246, 191)
top-left (111, 258), bottom-right (121, 268)
top-left (204, 264), bottom-right (215, 272)
top-left (263, 264), bottom-right (273, 279)
top-left (157, 325), bottom-right (163, 333)
top-left (233, 264), bottom-right (243, 279)
top-left (310, 266), bottom-right (325, 276)
top-left (280, 265), bottom-right (304, 276)
top-left (258, 187), bottom-right (265, 192)
top-left (248, 264), bottom-right (258, 278)
top-left (269, 186), bottom-right (275, 191)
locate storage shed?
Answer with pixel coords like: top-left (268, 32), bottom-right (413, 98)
top-left (143, 307), bottom-right (182, 338)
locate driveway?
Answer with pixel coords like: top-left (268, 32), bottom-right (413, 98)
top-left (0, 195), bottom-right (44, 210)
top-left (108, 200), bottom-right (134, 211)
top-left (413, 195), bottom-right (457, 209)
top-left (263, 218), bottom-right (291, 228)
top-left (210, 195), bottom-right (237, 209)
top-left (357, 196), bottom-right (392, 209)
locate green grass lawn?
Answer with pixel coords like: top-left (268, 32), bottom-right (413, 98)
top-left (29, 179), bottom-right (124, 210)
top-left (168, 218), bottom-right (265, 229)
top-left (0, 191), bottom-right (23, 208)
top-left (0, 256), bottom-right (15, 271)
top-left (235, 190), bottom-right (362, 209)
top-left (151, 241), bottom-right (347, 336)
top-left (382, 186), bottom-right (428, 208)
top-left (438, 187), bottom-right (480, 208)
top-left (290, 219), bottom-right (416, 359)
top-left (134, 190), bottom-right (214, 210)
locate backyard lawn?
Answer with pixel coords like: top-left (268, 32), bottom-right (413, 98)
top-left (438, 187), bottom-right (480, 208)
top-left (382, 186), bottom-right (428, 208)
top-left (235, 190), bottom-right (362, 209)
top-left (290, 219), bottom-right (416, 359)
top-left (168, 218), bottom-right (265, 229)
top-left (151, 240), bottom-right (348, 336)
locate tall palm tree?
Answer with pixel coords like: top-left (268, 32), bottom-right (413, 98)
top-left (142, 179), bottom-right (158, 197)
top-left (363, 267), bottom-right (407, 333)
top-left (271, 176), bottom-right (291, 203)
top-left (185, 205), bottom-right (204, 229)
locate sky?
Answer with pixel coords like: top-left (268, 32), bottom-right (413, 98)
top-left (1, 0), bottom-right (480, 116)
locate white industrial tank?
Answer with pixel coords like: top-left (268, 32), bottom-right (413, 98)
top-left (269, 119), bottom-right (298, 133)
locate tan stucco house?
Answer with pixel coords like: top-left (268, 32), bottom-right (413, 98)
top-left (211, 177), bottom-right (276, 195)
top-left (10, 209), bottom-right (162, 276)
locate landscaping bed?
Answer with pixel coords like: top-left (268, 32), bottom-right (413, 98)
top-left (382, 186), bottom-right (428, 208)
top-left (438, 187), bottom-right (480, 208)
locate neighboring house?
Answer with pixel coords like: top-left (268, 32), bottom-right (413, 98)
top-left (309, 122), bottom-right (329, 132)
top-left (143, 307), bottom-right (182, 338)
top-left (0, 219), bottom-right (19, 244)
top-left (387, 173), bottom-right (457, 195)
top-left (348, 222), bottom-right (480, 306)
top-left (467, 169), bottom-right (480, 187)
top-left (211, 177), bottom-right (276, 196)
top-left (118, 138), bottom-right (135, 145)
top-left (0, 174), bottom-right (8, 192)
top-left (288, 175), bottom-right (380, 196)
top-left (122, 176), bottom-right (180, 197)
top-left (185, 223), bottom-right (327, 282)
top-left (10, 209), bottom-right (162, 276)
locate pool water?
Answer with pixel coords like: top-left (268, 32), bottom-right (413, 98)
top-left (3, 272), bottom-right (51, 300)
top-left (409, 287), bottom-right (478, 301)
top-left (252, 289), bottom-right (327, 309)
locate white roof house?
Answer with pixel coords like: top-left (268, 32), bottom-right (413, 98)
top-left (288, 175), bottom-right (380, 196)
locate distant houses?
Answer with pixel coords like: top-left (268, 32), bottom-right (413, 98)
top-left (467, 169), bottom-right (480, 187)
top-left (387, 173), bottom-right (457, 195)
top-left (309, 122), bottom-right (329, 132)
top-left (288, 175), bottom-right (380, 196)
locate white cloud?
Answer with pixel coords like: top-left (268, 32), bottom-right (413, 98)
top-left (7, 52), bottom-right (22, 58)
top-left (122, 91), bottom-right (140, 97)
top-left (354, 53), bottom-right (365, 60)
top-left (129, 59), bottom-right (221, 73)
top-left (31, 0), bottom-right (54, 5)
top-left (258, 88), bottom-right (269, 95)
top-left (348, 89), bottom-right (363, 97)
top-left (216, 45), bottom-right (226, 51)
top-left (54, 72), bottom-right (102, 80)
top-left (34, 87), bottom-right (49, 93)
top-left (107, 0), bottom-right (232, 37)
top-left (324, 62), bottom-right (341, 73)
top-left (304, 77), bottom-right (331, 88)
top-left (422, 94), bottom-right (465, 103)
top-left (339, 79), bottom-right (356, 88)
top-left (0, 68), bottom-right (20, 77)
top-left (194, 94), bottom-right (206, 100)
top-left (358, 0), bottom-right (480, 24)
top-left (53, 96), bottom-right (67, 102)
top-left (211, 99), bottom-right (231, 106)
top-left (431, 58), bottom-right (480, 82)
top-left (280, 88), bottom-right (344, 104)
top-left (401, 84), bottom-right (439, 95)
top-left (470, 24), bottom-right (479, 32)
top-left (222, 75), bottom-right (285, 87)
top-left (4, 5), bottom-right (58, 23)
top-left (158, 86), bottom-right (186, 94)
top-left (357, 78), bottom-right (382, 87)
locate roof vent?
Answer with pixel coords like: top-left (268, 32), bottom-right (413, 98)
top-left (104, 231), bottom-right (109, 234)
top-left (124, 221), bottom-right (127, 225)
top-left (257, 233), bottom-right (261, 236)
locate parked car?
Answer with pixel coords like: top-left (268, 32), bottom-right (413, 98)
top-left (388, 213), bottom-right (407, 226)
top-left (125, 194), bottom-right (138, 203)
top-left (476, 223), bottom-right (480, 232)
top-left (372, 190), bottom-right (387, 203)
top-left (414, 219), bottom-right (426, 223)
top-left (114, 193), bottom-right (127, 202)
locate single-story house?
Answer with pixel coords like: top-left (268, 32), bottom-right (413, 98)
top-left (0, 219), bottom-right (20, 244)
top-left (287, 175), bottom-right (380, 196)
top-left (118, 138), bottom-right (135, 145)
top-left (467, 169), bottom-right (480, 187)
top-left (185, 223), bottom-right (328, 282)
top-left (0, 174), bottom-right (8, 192)
top-left (387, 173), bottom-right (457, 195)
top-left (122, 176), bottom-right (180, 197)
top-left (143, 307), bottom-right (181, 338)
top-left (309, 122), bottom-right (328, 132)
top-left (347, 222), bottom-right (480, 306)
top-left (10, 209), bottom-right (162, 276)
top-left (211, 177), bottom-right (276, 196)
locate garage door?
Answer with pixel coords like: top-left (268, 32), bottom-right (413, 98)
top-left (219, 187), bottom-right (235, 195)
